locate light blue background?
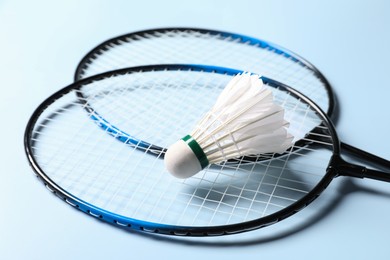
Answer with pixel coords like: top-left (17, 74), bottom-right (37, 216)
top-left (1, 0), bottom-right (390, 259)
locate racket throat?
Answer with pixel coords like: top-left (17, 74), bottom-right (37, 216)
top-left (329, 155), bottom-right (366, 179)
top-left (330, 155), bottom-right (390, 182)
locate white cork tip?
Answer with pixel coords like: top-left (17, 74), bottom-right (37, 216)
top-left (164, 140), bottom-right (202, 179)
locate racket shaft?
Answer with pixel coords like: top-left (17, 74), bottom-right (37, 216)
top-left (341, 142), bottom-right (390, 170)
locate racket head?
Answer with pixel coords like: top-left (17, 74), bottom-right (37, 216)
top-left (25, 64), bottom-right (339, 236)
top-left (75, 27), bottom-right (336, 118)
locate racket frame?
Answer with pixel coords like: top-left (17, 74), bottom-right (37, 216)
top-left (24, 65), bottom-right (351, 236)
top-left (74, 27), bottom-right (336, 117)
top-left (74, 27), bottom-right (389, 169)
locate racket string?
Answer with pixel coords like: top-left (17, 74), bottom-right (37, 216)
top-left (29, 68), bottom-right (333, 227)
top-left (79, 29), bottom-right (330, 113)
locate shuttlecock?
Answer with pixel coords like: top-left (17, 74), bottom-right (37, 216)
top-left (164, 73), bottom-right (293, 179)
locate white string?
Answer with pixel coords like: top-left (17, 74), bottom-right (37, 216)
top-left (78, 29), bottom-right (330, 114)
top-left (29, 68), bottom-right (332, 227)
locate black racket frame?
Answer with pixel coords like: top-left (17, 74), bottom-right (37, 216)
top-left (25, 64), bottom-right (390, 236)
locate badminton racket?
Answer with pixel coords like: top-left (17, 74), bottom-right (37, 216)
top-left (74, 27), bottom-right (388, 169)
top-left (25, 64), bottom-right (390, 236)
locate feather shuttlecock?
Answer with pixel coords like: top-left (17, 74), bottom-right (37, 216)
top-left (164, 73), bottom-right (293, 179)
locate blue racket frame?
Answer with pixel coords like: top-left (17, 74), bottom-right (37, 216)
top-left (25, 64), bottom-right (390, 236)
top-left (74, 27), bottom-right (390, 169)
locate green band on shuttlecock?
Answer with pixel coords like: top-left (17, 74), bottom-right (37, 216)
top-left (182, 135), bottom-right (209, 169)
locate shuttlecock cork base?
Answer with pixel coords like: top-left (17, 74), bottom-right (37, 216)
top-left (164, 135), bottom-right (209, 179)
top-left (165, 72), bottom-right (293, 179)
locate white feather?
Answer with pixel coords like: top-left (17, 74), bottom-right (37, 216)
top-left (164, 72), bottom-right (294, 178)
top-left (192, 73), bottom-right (292, 161)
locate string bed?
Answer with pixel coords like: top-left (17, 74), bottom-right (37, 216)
top-left (27, 67), bottom-right (334, 233)
top-left (76, 28), bottom-right (333, 116)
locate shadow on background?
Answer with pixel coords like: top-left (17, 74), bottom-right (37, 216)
top-left (125, 177), bottom-right (390, 247)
